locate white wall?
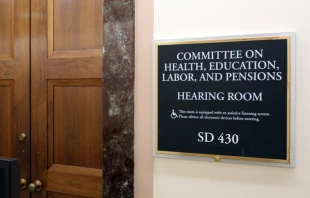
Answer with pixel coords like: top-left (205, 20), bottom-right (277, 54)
top-left (154, 0), bottom-right (310, 198)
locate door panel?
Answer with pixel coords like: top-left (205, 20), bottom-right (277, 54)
top-left (0, 0), bottom-right (30, 198)
top-left (47, 0), bottom-right (102, 59)
top-left (53, 0), bottom-right (102, 51)
top-left (0, 0), bottom-right (13, 57)
top-left (31, 0), bottom-right (103, 197)
top-left (48, 80), bottom-right (103, 169)
top-left (0, 80), bottom-right (13, 157)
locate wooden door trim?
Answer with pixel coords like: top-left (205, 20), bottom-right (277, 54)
top-left (47, 164), bottom-right (102, 198)
top-left (31, 1), bottom-right (48, 197)
top-left (0, 79), bottom-right (14, 86)
top-left (47, 0), bottom-right (53, 57)
top-left (9, 0), bottom-right (15, 59)
top-left (46, 57), bottom-right (103, 79)
top-left (48, 50), bottom-right (102, 59)
top-left (0, 60), bottom-right (14, 79)
top-left (0, 54), bottom-right (13, 60)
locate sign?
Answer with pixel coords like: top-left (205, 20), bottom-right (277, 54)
top-left (153, 33), bottom-right (296, 167)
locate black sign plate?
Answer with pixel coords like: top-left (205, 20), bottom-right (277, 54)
top-left (154, 34), bottom-right (295, 165)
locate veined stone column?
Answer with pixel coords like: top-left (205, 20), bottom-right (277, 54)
top-left (103, 0), bottom-right (135, 197)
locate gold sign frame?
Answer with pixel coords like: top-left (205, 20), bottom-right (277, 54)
top-left (153, 33), bottom-right (296, 167)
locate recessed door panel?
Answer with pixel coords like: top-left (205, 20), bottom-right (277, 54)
top-left (48, 80), bottom-right (103, 169)
top-left (53, 0), bottom-right (102, 51)
top-left (0, 0), bottom-right (13, 57)
top-left (0, 81), bottom-right (13, 157)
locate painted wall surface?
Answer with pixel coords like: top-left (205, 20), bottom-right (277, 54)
top-left (135, 0), bottom-right (154, 197)
top-left (154, 0), bottom-right (310, 198)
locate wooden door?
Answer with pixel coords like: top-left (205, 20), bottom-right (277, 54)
top-left (0, 0), bottom-right (30, 198)
top-left (31, 0), bottom-right (103, 197)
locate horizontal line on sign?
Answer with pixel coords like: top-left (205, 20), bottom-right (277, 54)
top-left (155, 36), bottom-right (290, 46)
top-left (156, 150), bottom-right (290, 164)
